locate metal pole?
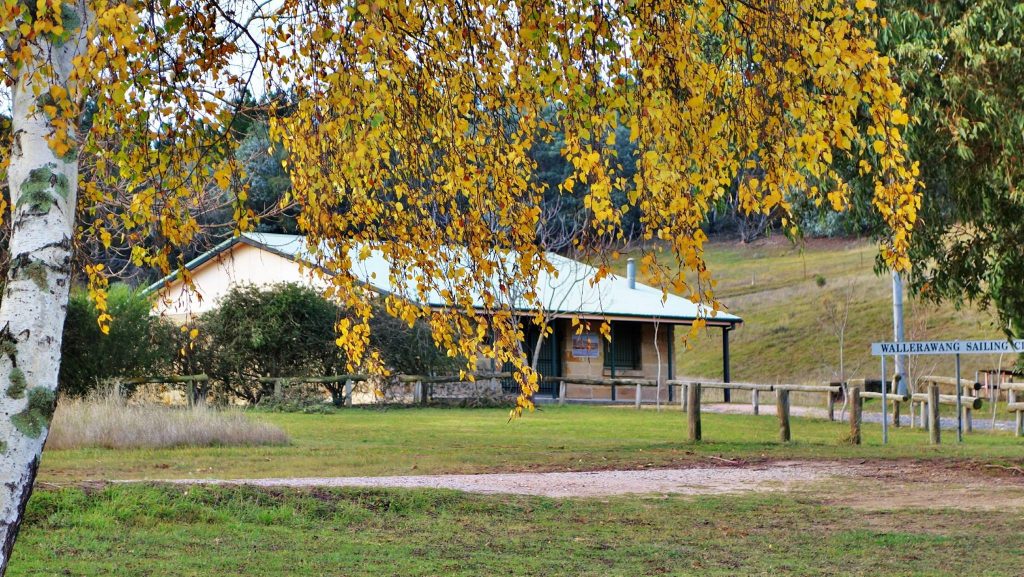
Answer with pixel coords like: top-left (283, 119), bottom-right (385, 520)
top-left (892, 272), bottom-right (908, 396)
top-left (955, 353), bottom-right (963, 443)
top-left (881, 355), bottom-right (888, 444)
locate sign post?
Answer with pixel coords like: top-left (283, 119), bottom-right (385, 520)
top-left (881, 355), bottom-right (888, 444)
top-left (871, 339), bottom-right (1024, 444)
top-left (955, 354), bottom-right (962, 443)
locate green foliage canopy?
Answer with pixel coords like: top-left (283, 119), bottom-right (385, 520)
top-left (882, 1), bottom-right (1024, 336)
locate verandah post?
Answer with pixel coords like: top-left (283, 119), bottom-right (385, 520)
top-left (722, 326), bottom-right (731, 403)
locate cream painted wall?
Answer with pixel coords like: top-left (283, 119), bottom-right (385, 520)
top-left (151, 241), bottom-right (327, 322)
top-left (560, 319), bottom-right (676, 401)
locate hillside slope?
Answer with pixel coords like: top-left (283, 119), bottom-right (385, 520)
top-left (664, 237), bottom-right (1012, 385)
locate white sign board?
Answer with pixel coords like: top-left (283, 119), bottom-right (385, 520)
top-left (871, 340), bottom-right (1024, 356)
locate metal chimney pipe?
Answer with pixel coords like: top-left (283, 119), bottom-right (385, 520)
top-left (626, 258), bottom-right (637, 289)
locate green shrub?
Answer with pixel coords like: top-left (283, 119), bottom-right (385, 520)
top-left (367, 305), bottom-right (460, 376)
top-left (60, 284), bottom-right (177, 398)
top-left (194, 283), bottom-right (344, 404)
top-left (195, 283), bottom-right (457, 406)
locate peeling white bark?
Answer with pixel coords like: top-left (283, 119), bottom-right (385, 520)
top-left (0, 6), bottom-right (86, 572)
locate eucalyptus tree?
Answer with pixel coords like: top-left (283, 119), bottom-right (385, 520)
top-left (882, 1), bottom-right (1024, 338)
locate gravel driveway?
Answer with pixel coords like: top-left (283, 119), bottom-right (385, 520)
top-left (169, 461), bottom-right (834, 498)
top-left (153, 460), bottom-right (1024, 510)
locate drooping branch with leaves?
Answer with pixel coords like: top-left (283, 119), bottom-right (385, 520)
top-left (0, 0), bottom-right (919, 570)
top-left (266, 0), bottom-right (920, 414)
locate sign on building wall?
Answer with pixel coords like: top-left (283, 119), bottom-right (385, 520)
top-left (871, 339), bottom-right (1024, 356)
top-left (572, 333), bottom-right (600, 358)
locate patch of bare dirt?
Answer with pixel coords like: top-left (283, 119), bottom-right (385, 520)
top-left (144, 459), bottom-right (1024, 510)
top-left (813, 460), bottom-right (1024, 511)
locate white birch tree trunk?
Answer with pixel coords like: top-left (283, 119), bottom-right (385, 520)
top-left (0, 8), bottom-right (85, 570)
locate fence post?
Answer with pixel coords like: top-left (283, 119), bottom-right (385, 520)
top-left (635, 383), bottom-right (642, 409)
top-left (777, 389), bottom-right (791, 442)
top-left (752, 389), bottom-right (760, 416)
top-left (344, 379), bottom-right (353, 408)
top-left (558, 381), bottom-right (566, 406)
top-left (680, 384), bottom-right (687, 412)
top-left (1010, 390), bottom-right (1022, 438)
top-left (273, 378), bottom-right (283, 400)
top-left (687, 383), bottom-right (701, 441)
top-left (849, 385), bottom-right (861, 445)
top-left (186, 379), bottom-right (196, 407)
top-left (928, 383), bottom-right (941, 445)
top-left (827, 389), bottom-right (835, 422)
top-left (920, 400), bottom-right (927, 431)
top-left (892, 400), bottom-right (901, 428)
top-left (414, 380), bottom-right (423, 405)
top-left (964, 405), bottom-right (972, 434)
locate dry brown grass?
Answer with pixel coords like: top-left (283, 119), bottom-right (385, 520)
top-left (47, 391), bottom-right (289, 450)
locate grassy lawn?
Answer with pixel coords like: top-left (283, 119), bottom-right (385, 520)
top-left (39, 406), bottom-right (1024, 483)
top-left (633, 237), bottom-right (1015, 384)
top-left (11, 483), bottom-right (1024, 576)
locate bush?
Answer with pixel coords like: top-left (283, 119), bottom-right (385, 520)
top-left (194, 283), bottom-right (344, 404)
top-left (47, 388), bottom-right (289, 450)
top-left (60, 284), bottom-right (178, 398)
top-left (195, 283), bottom-right (458, 406)
top-left (368, 306), bottom-right (460, 376)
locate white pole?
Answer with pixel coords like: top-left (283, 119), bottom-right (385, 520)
top-left (892, 272), bottom-right (908, 396)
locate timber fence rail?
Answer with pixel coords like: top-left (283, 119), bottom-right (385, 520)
top-left (260, 372), bottom-right (513, 406)
top-left (914, 376), bottom-right (986, 439)
top-left (541, 376), bottom-right (841, 442)
top-left (1002, 382), bottom-right (1024, 437)
top-left (540, 375), bottom-right (659, 408)
top-left (116, 374), bottom-right (210, 406)
top-left (667, 380), bottom-right (841, 443)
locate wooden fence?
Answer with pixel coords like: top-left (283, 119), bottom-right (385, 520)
top-left (258, 372), bottom-right (512, 406)
top-left (1003, 382), bottom-right (1024, 437)
top-left (544, 376), bottom-right (840, 444)
top-left (119, 374), bottom-right (209, 406)
top-left (128, 371), bottom-right (1017, 443)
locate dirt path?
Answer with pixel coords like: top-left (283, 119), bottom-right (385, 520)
top-left (156, 460), bottom-right (1024, 510)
